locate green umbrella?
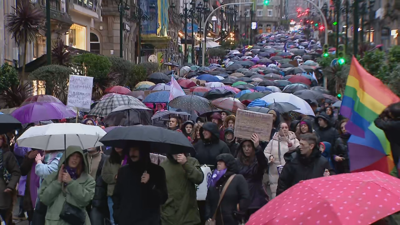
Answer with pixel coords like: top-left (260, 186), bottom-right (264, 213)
top-left (232, 81), bottom-right (247, 87)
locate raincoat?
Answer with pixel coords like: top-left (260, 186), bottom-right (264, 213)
top-left (39, 146), bottom-right (95, 225)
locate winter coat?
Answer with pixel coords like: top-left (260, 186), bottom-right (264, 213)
top-left (333, 134), bottom-right (350, 173)
top-left (314, 113), bottom-right (339, 146)
top-left (276, 147), bottom-right (335, 196)
top-left (20, 153), bottom-right (37, 211)
top-left (39, 146), bottom-right (96, 225)
top-left (112, 155), bottom-right (168, 225)
top-left (101, 158), bottom-right (121, 196)
top-left (161, 156), bottom-right (203, 225)
top-left (205, 154), bottom-right (250, 225)
top-left (264, 131), bottom-right (299, 198)
top-left (0, 149), bottom-right (21, 210)
top-left (375, 119), bottom-right (400, 168)
top-left (236, 142), bottom-right (268, 209)
top-left (194, 122), bottom-right (230, 167)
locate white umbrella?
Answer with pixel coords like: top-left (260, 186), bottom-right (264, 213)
top-left (261, 93), bottom-right (315, 116)
top-left (205, 82), bottom-right (225, 88)
top-left (17, 123), bottom-right (106, 150)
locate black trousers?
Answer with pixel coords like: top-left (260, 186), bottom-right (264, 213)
top-left (0, 208), bottom-right (13, 225)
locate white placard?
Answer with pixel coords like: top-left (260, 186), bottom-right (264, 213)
top-left (67, 75), bottom-right (93, 112)
top-left (196, 165), bottom-right (212, 201)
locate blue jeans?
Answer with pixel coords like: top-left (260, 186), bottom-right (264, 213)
top-left (108, 196), bottom-right (115, 225)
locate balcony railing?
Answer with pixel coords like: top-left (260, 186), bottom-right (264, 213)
top-left (73, 0), bottom-right (98, 12)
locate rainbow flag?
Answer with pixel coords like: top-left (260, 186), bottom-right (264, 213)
top-left (341, 57), bottom-right (400, 175)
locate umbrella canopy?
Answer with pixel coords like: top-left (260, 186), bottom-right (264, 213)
top-left (235, 90), bottom-right (253, 98)
top-left (197, 74), bottom-right (220, 82)
top-left (258, 80), bottom-right (275, 86)
top-left (221, 78), bottom-right (237, 85)
top-left (264, 74), bottom-right (283, 80)
top-left (151, 110), bottom-right (191, 120)
top-left (261, 93), bottom-right (315, 116)
top-left (134, 84), bottom-right (153, 90)
top-left (239, 92), bottom-right (269, 102)
top-left (288, 75), bottom-right (312, 85)
top-left (190, 86), bottom-right (211, 93)
top-left (203, 89), bottom-right (234, 100)
top-left (226, 63), bottom-right (243, 71)
top-left (17, 123), bottom-right (106, 150)
top-left (248, 171), bottom-right (400, 225)
top-left (142, 91), bottom-right (170, 103)
top-left (332, 100), bottom-right (342, 108)
top-left (178, 79), bottom-right (197, 89)
top-left (89, 94), bottom-right (146, 117)
top-left (148, 72), bottom-right (170, 84)
top-left (311, 86), bottom-right (330, 94)
top-left (169, 95), bottom-right (212, 114)
top-left (246, 106), bottom-right (270, 114)
top-left (100, 125), bottom-right (195, 154)
top-left (294, 90), bottom-right (324, 101)
top-left (135, 81), bottom-right (155, 88)
top-left (0, 113), bottom-right (22, 134)
top-left (230, 72), bottom-right (245, 78)
top-left (21, 95), bottom-right (63, 106)
top-left (267, 102), bottom-right (299, 113)
top-left (11, 102), bottom-right (76, 124)
top-left (104, 105), bottom-right (152, 126)
top-left (274, 80), bottom-right (292, 88)
top-left (105, 86), bottom-right (131, 95)
top-left (232, 81), bottom-right (248, 87)
top-left (211, 97), bottom-right (246, 113)
top-left (150, 83), bottom-right (171, 91)
top-left (282, 83), bottom-right (309, 93)
top-left (205, 82), bottom-right (225, 88)
top-left (126, 91), bottom-right (145, 100)
top-left (266, 86), bottom-right (282, 93)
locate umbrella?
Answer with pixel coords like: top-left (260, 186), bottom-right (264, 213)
top-left (274, 80), bottom-right (292, 88)
top-left (105, 86), bottom-right (131, 95)
top-left (104, 105), bottom-right (152, 126)
top-left (270, 56), bottom-right (283, 60)
top-left (148, 72), bottom-right (170, 84)
top-left (248, 171), bottom-right (400, 225)
top-left (282, 83), bottom-right (309, 93)
top-left (203, 89), bottom-right (234, 100)
top-left (226, 63), bottom-right (243, 71)
top-left (150, 83), bottom-right (171, 91)
top-left (0, 113), bottom-right (22, 134)
top-left (211, 97), bottom-right (246, 113)
top-left (197, 74), bottom-right (220, 82)
top-left (264, 74), bottom-right (283, 80)
top-left (258, 80), bottom-right (275, 86)
top-left (169, 95), bottom-right (212, 114)
top-left (322, 94), bottom-right (340, 102)
top-left (135, 81), bottom-right (155, 88)
top-left (311, 86), bottom-right (330, 94)
top-left (235, 84), bottom-right (253, 90)
top-left (151, 110), bottom-right (191, 120)
top-left (288, 75), bottom-right (312, 85)
top-left (253, 86), bottom-right (272, 92)
top-left (246, 106), bottom-right (270, 114)
top-left (99, 125), bottom-right (195, 155)
top-left (294, 90), bottom-right (324, 101)
top-left (280, 63), bottom-right (293, 68)
top-left (332, 100), bottom-right (342, 108)
top-left (11, 102), bottom-right (76, 124)
top-left (217, 86), bottom-right (241, 94)
top-left (237, 77), bottom-right (253, 83)
top-left (178, 79), bottom-right (197, 89)
top-left (190, 86), bottom-right (211, 93)
top-left (134, 84), bottom-right (153, 90)
top-left (221, 78), bottom-right (236, 85)
top-left (235, 90), bottom-right (253, 98)
top-left (89, 94), bottom-right (146, 117)
top-left (239, 92), bottom-right (269, 102)
top-left (126, 91), bottom-right (145, 100)
top-left (230, 72), bottom-right (245, 78)
top-left (266, 102), bottom-right (299, 113)
top-left (17, 123), bottom-right (106, 150)
top-left (205, 82), bottom-right (225, 88)
top-left (261, 93), bottom-right (315, 116)
top-left (232, 81), bottom-right (248, 87)
top-left (21, 95), bottom-right (63, 106)
top-left (142, 91), bottom-right (170, 103)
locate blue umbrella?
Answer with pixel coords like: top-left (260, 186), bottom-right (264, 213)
top-left (235, 90), bottom-right (253, 98)
top-left (143, 91), bottom-right (170, 103)
top-left (247, 99), bottom-right (270, 108)
top-left (253, 86), bottom-right (272, 92)
top-left (197, 74), bottom-right (220, 82)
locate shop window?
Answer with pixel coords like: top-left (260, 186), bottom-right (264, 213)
top-left (66, 24), bottom-right (87, 50)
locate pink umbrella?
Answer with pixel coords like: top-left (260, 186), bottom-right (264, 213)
top-left (105, 86), bottom-right (131, 94)
top-left (211, 97), bottom-right (246, 113)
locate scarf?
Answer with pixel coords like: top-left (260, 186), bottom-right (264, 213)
top-left (64, 165), bottom-right (80, 187)
top-left (122, 155), bottom-right (128, 166)
top-left (29, 161), bottom-right (40, 208)
top-left (208, 168), bottom-right (227, 188)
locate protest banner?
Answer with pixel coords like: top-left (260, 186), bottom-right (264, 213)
top-left (67, 75), bottom-right (93, 112)
top-left (234, 109), bottom-right (273, 141)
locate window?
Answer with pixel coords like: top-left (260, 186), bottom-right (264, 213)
top-left (268, 9), bottom-right (273, 17)
top-left (257, 0), bottom-right (263, 5)
top-left (245, 9), bottom-right (250, 17)
top-left (257, 9), bottom-right (263, 17)
top-left (90, 33), bottom-right (100, 54)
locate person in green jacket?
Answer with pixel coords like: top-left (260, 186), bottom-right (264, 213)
top-left (161, 153), bottom-right (203, 225)
top-left (39, 145), bottom-right (96, 225)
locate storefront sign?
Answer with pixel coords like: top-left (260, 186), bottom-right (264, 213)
top-left (234, 109), bottom-right (273, 141)
top-left (251, 22), bottom-right (257, 30)
top-left (67, 75), bottom-right (93, 111)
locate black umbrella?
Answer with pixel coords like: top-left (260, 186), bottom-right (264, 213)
top-left (148, 72), bottom-right (170, 84)
top-left (203, 89), bottom-right (235, 100)
top-left (235, 84), bottom-right (254, 90)
top-left (270, 56), bottom-right (283, 60)
top-left (293, 90), bottom-right (324, 101)
top-left (169, 95), bottom-right (212, 114)
top-left (280, 63), bottom-right (293, 68)
top-left (282, 83), bottom-right (309, 93)
top-left (246, 106), bottom-right (270, 114)
top-left (267, 102), bottom-right (299, 113)
top-left (264, 73), bottom-right (283, 80)
top-left (222, 78), bottom-right (237, 85)
top-left (237, 77), bottom-right (253, 83)
top-left (311, 86), bottom-right (330, 94)
top-left (104, 106), bottom-right (152, 126)
top-left (226, 63), bottom-right (243, 71)
top-left (258, 58), bottom-right (272, 64)
top-left (274, 80), bottom-right (292, 89)
top-left (258, 80), bottom-right (275, 86)
top-left (302, 55), bottom-right (313, 61)
top-left (99, 125), bottom-right (195, 155)
top-left (236, 68), bottom-right (249, 74)
top-left (0, 114), bottom-right (22, 134)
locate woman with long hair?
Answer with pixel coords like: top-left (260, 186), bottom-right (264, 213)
top-left (333, 119), bottom-right (350, 173)
top-left (191, 124), bottom-right (202, 144)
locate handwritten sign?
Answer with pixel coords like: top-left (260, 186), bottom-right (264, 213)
top-left (234, 109), bottom-right (273, 141)
top-left (67, 75), bottom-right (93, 112)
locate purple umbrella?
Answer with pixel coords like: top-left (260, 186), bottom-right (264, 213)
top-left (11, 102), bottom-right (76, 124)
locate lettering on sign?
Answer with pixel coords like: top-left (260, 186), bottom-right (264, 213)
top-left (67, 75), bottom-right (94, 112)
top-left (234, 109), bottom-right (273, 141)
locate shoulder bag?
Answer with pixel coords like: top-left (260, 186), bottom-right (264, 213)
top-left (205, 174), bottom-right (236, 225)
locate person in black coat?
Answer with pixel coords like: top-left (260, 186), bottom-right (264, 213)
top-left (277, 133), bottom-right (335, 196)
top-left (194, 122), bottom-right (230, 167)
top-left (205, 154), bottom-right (250, 225)
top-left (333, 119), bottom-right (350, 173)
top-left (314, 112), bottom-right (339, 147)
top-left (112, 143), bottom-right (168, 225)
top-left (224, 128), bottom-right (239, 157)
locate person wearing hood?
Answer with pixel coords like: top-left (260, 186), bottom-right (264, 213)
top-left (224, 128), bottom-right (239, 156)
top-left (264, 122), bottom-right (299, 198)
top-left (314, 112), bottom-right (339, 147)
top-left (205, 154), bottom-right (250, 225)
top-left (236, 134), bottom-right (269, 219)
top-left (320, 142), bottom-right (334, 170)
top-left (325, 106), bottom-right (337, 126)
top-left (181, 120), bottom-right (194, 139)
top-left (276, 133), bottom-right (334, 196)
top-left (219, 115), bottom-right (236, 140)
top-left (194, 122), bottom-right (230, 167)
top-left (0, 134), bottom-right (21, 225)
top-left (112, 143), bottom-right (168, 225)
top-left (333, 119), bottom-right (350, 173)
top-left (295, 119), bottom-right (313, 140)
top-left (39, 145), bottom-right (95, 225)
top-left (210, 113), bottom-right (223, 128)
top-left (160, 152), bottom-right (203, 225)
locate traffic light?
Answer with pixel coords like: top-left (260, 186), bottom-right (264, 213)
top-left (297, 8), bottom-right (301, 17)
top-left (314, 23), bottom-right (318, 27)
top-left (323, 44), bottom-right (329, 57)
top-left (319, 25), bottom-right (325, 30)
top-left (264, 0), bottom-right (270, 5)
top-left (337, 44), bottom-right (346, 65)
top-left (333, 21), bottom-right (337, 26)
top-left (337, 93), bottom-right (342, 99)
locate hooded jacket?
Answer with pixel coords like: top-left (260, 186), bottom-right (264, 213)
top-left (220, 115), bottom-right (236, 140)
top-left (205, 154), bottom-right (250, 225)
top-left (276, 146), bottom-right (335, 196)
top-left (314, 113), bottom-right (339, 147)
top-left (160, 154), bottom-right (203, 225)
top-left (194, 122), bottom-right (230, 166)
top-left (321, 141), bottom-right (334, 170)
top-left (333, 133), bottom-right (350, 173)
top-left (39, 146), bottom-right (96, 225)
top-left (0, 148), bottom-right (21, 210)
top-left (181, 120), bottom-right (195, 138)
top-left (224, 128), bottom-right (239, 156)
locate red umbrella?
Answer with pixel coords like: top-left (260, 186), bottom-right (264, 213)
top-left (211, 97), bottom-right (246, 113)
top-left (248, 171), bottom-right (400, 225)
top-left (178, 79), bottom-right (197, 89)
top-left (105, 86), bottom-right (131, 94)
top-left (288, 75), bottom-right (312, 86)
top-left (190, 87), bottom-right (211, 93)
top-left (21, 95), bottom-right (63, 106)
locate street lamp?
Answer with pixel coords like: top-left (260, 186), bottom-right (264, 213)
top-left (180, 2), bottom-right (189, 63)
top-left (119, 0), bottom-right (129, 58)
top-left (197, 1), bottom-right (209, 65)
top-left (190, 1), bottom-right (195, 64)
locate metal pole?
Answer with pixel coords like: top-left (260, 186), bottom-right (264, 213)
top-left (353, 0), bottom-right (359, 56)
top-left (250, 9), bottom-right (253, 45)
top-left (244, 14), bottom-right (247, 40)
top-left (120, 0), bottom-right (123, 58)
top-left (46, 0), bottom-right (51, 65)
top-left (184, 3), bottom-right (188, 63)
top-left (220, 9), bottom-right (223, 43)
top-left (191, 9), bottom-right (194, 63)
top-left (137, 0), bottom-right (142, 63)
top-left (336, 0), bottom-right (340, 57)
top-left (345, 0), bottom-right (349, 53)
top-left (198, 7), bottom-right (202, 65)
top-left (360, 3), bottom-right (365, 44)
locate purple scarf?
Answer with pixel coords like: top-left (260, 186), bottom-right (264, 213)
top-left (29, 162), bottom-right (40, 208)
top-left (208, 168), bottom-right (227, 188)
top-left (122, 155), bottom-right (128, 166)
top-left (64, 165), bottom-right (80, 187)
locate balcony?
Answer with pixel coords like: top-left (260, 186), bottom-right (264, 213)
top-left (69, 0), bottom-right (100, 18)
top-left (35, 0), bottom-right (73, 34)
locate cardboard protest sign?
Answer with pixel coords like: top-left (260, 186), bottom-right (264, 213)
top-left (234, 109), bottom-right (273, 141)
